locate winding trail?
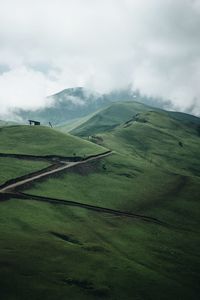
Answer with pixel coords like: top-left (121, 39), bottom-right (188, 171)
top-left (0, 150), bottom-right (165, 225)
top-left (1, 191), bottom-right (165, 225)
top-left (0, 151), bottom-right (111, 193)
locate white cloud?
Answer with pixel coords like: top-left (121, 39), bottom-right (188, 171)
top-left (0, 66), bottom-right (55, 114)
top-left (0, 0), bottom-right (200, 117)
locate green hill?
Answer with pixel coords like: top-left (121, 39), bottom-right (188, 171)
top-left (99, 110), bottom-right (200, 176)
top-left (70, 101), bottom-right (200, 137)
top-left (21, 107), bottom-right (200, 299)
top-left (0, 105), bottom-right (200, 300)
top-left (56, 111), bottom-right (99, 133)
top-left (71, 101), bottom-right (157, 137)
top-left (16, 87), bottom-right (167, 125)
top-left (168, 110), bottom-right (200, 125)
top-left (0, 125), bottom-right (106, 157)
top-left (28, 110), bottom-right (200, 209)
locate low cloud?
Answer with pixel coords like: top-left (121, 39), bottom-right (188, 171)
top-left (0, 0), bottom-right (200, 118)
top-left (0, 66), bottom-right (54, 115)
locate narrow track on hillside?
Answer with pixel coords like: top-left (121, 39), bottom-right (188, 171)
top-left (1, 191), bottom-right (166, 225)
top-left (0, 151), bottom-right (111, 193)
top-left (0, 150), bottom-right (165, 225)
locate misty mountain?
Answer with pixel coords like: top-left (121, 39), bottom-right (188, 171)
top-left (16, 87), bottom-right (169, 125)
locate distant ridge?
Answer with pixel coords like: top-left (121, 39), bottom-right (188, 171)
top-left (69, 101), bottom-right (200, 137)
top-left (15, 87), bottom-right (169, 125)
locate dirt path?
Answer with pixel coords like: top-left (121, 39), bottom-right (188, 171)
top-left (2, 191), bottom-right (165, 225)
top-left (0, 150), bottom-right (165, 225)
top-left (0, 151), bottom-right (112, 193)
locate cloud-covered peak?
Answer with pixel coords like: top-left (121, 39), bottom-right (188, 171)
top-left (0, 0), bottom-right (200, 117)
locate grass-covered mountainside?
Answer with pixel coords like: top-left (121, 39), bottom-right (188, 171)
top-left (70, 101), bottom-right (158, 136)
top-left (27, 107), bottom-right (200, 210)
top-left (16, 87), bottom-right (168, 125)
top-left (0, 101), bottom-right (200, 300)
top-left (0, 125), bottom-right (106, 157)
top-left (15, 87), bottom-right (122, 125)
top-left (70, 101), bottom-right (200, 137)
top-left (100, 110), bottom-right (200, 176)
top-left (56, 111), bottom-right (99, 134)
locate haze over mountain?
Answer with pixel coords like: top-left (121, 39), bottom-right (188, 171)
top-left (13, 87), bottom-right (170, 125)
top-left (1, 0), bottom-right (200, 118)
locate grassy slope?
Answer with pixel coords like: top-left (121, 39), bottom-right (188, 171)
top-left (0, 198), bottom-right (199, 300)
top-left (71, 101), bottom-right (156, 137)
top-left (70, 101), bottom-right (200, 138)
top-left (0, 125), bottom-right (106, 157)
top-left (56, 111), bottom-right (100, 133)
top-left (20, 110), bottom-right (200, 299)
top-left (1, 108), bottom-right (200, 299)
top-left (0, 157), bottom-right (50, 185)
top-left (169, 110), bottom-right (200, 125)
top-left (100, 111), bottom-right (200, 177)
top-left (28, 111), bottom-right (200, 209)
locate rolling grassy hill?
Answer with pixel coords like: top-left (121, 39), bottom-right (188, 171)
top-left (0, 103), bottom-right (200, 300)
top-left (70, 101), bottom-right (156, 137)
top-left (1, 194), bottom-right (199, 300)
top-left (70, 101), bottom-right (200, 138)
top-left (0, 125), bottom-right (107, 157)
top-left (56, 111), bottom-right (99, 133)
top-left (19, 105), bottom-right (200, 299)
top-left (16, 87), bottom-right (168, 125)
top-left (99, 110), bottom-right (200, 177)
top-left (27, 109), bottom-right (200, 210)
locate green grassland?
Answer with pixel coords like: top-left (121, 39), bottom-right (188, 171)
top-left (27, 111), bottom-right (200, 210)
top-left (99, 111), bottom-right (200, 177)
top-left (70, 101), bottom-right (156, 137)
top-left (0, 103), bottom-right (200, 299)
top-left (20, 107), bottom-right (200, 299)
top-left (0, 198), bottom-right (199, 300)
top-left (70, 101), bottom-right (200, 138)
top-left (0, 157), bottom-right (50, 185)
top-left (25, 154), bottom-right (175, 212)
top-left (56, 111), bottom-right (100, 133)
top-left (0, 125), bottom-right (106, 157)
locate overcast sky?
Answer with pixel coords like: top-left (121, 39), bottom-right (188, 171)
top-left (0, 0), bottom-right (200, 117)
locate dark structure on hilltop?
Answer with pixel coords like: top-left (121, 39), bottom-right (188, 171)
top-left (28, 120), bottom-right (40, 126)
